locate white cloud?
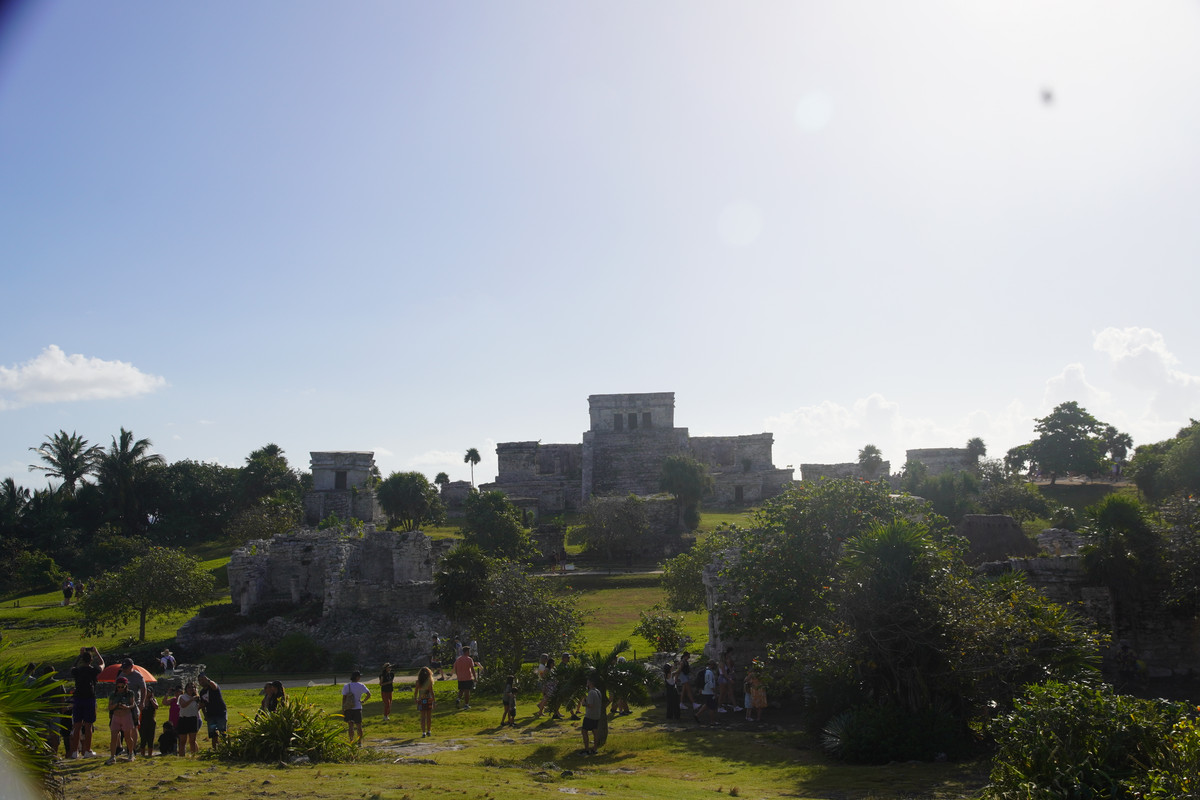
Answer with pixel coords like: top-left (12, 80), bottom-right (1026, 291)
top-left (766, 393), bottom-right (1018, 473)
top-left (1042, 363), bottom-right (1110, 411)
top-left (1092, 326), bottom-right (1200, 426)
top-left (0, 345), bottom-right (166, 411)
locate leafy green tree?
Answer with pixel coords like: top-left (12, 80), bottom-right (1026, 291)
top-left (224, 497), bottom-right (300, 544)
top-left (27, 430), bottom-right (102, 496)
top-left (76, 546), bottom-right (215, 641)
top-left (660, 530), bottom-right (732, 612)
top-left (857, 444), bottom-right (884, 479)
top-left (241, 443), bottom-right (302, 506)
top-left (632, 604), bottom-right (692, 652)
top-left (659, 455), bottom-right (712, 531)
top-left (143, 459), bottom-right (242, 544)
top-left (435, 544), bottom-right (492, 624)
top-left (978, 479), bottom-right (1051, 522)
top-left (376, 471), bottom-right (446, 531)
top-left (95, 427), bottom-right (165, 534)
top-left (1129, 420), bottom-right (1200, 501)
top-left (461, 490), bottom-right (536, 560)
top-left (1081, 494), bottom-right (1162, 622)
top-left (966, 437), bottom-right (987, 461)
top-left (576, 494), bottom-right (648, 560)
top-left (464, 447), bottom-right (481, 487)
top-left (1011, 402), bottom-right (1129, 484)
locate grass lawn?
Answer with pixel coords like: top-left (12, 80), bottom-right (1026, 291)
top-left (569, 573), bottom-right (708, 658)
top-left (57, 683), bottom-right (990, 800)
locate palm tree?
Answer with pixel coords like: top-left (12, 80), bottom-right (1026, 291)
top-left (857, 444), bottom-right (883, 480)
top-left (28, 430), bottom-right (102, 495)
top-left (434, 472), bottom-right (450, 492)
top-left (464, 448), bottom-right (481, 488)
top-left (548, 641), bottom-right (656, 747)
top-left (96, 427), bottom-right (165, 534)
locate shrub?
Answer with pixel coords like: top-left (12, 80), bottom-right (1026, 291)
top-left (271, 632), bottom-right (328, 672)
top-left (632, 604), bottom-right (693, 652)
top-left (987, 680), bottom-right (1185, 799)
top-left (822, 703), bottom-right (968, 763)
top-left (210, 695), bottom-right (358, 763)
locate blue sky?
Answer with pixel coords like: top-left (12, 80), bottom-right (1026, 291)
top-left (3, 1), bottom-right (1199, 488)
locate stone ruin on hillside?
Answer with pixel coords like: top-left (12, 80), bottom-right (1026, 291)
top-left (483, 391), bottom-right (794, 521)
top-left (190, 451), bottom-right (452, 667)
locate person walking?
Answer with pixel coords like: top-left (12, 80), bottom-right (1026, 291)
top-left (414, 666), bottom-right (435, 737)
top-left (68, 646), bottom-right (104, 759)
top-left (341, 671), bottom-right (370, 745)
top-left (453, 646), bottom-right (477, 709)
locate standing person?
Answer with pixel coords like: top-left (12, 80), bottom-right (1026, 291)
top-left (116, 659), bottom-right (147, 749)
top-left (678, 653), bottom-right (695, 710)
top-left (453, 646), bottom-right (477, 709)
top-left (748, 670), bottom-right (768, 722)
top-left (694, 661), bottom-right (719, 726)
top-left (69, 646), bottom-right (104, 759)
top-left (62, 579), bottom-right (74, 607)
top-left (159, 649), bottom-right (176, 673)
top-left (258, 682), bottom-right (276, 715)
top-left (534, 654), bottom-right (552, 717)
top-left (663, 662), bottom-right (681, 720)
top-left (341, 671), bottom-right (370, 745)
top-left (580, 674), bottom-right (601, 756)
top-left (413, 666), bottom-right (435, 737)
top-left (430, 635), bottom-right (446, 680)
top-left (137, 688), bottom-right (159, 757)
top-left (176, 683), bottom-right (200, 757)
top-left (197, 674), bottom-right (227, 749)
top-left (499, 675), bottom-right (516, 727)
top-left (167, 686), bottom-right (182, 732)
top-left (105, 677), bottom-right (137, 764)
top-left (379, 663), bottom-right (395, 721)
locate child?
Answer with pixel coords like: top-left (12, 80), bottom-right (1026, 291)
top-left (500, 675), bottom-right (516, 727)
top-left (158, 721), bottom-right (177, 756)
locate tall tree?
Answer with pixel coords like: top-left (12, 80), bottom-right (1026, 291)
top-left (376, 471), bottom-right (446, 531)
top-left (434, 472), bottom-right (450, 492)
top-left (659, 455), bottom-right (713, 531)
top-left (966, 437), bottom-right (987, 461)
top-left (28, 430), bottom-right (102, 495)
top-left (75, 546), bottom-right (215, 641)
top-left (241, 443), bottom-right (301, 506)
top-left (462, 490), bottom-right (536, 561)
top-left (1010, 402), bottom-right (1129, 484)
top-left (95, 427), bottom-right (165, 534)
top-left (463, 448), bottom-right (481, 487)
top-left (857, 444), bottom-right (884, 479)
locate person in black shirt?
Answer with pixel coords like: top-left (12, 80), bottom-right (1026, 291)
top-left (69, 646), bottom-right (104, 758)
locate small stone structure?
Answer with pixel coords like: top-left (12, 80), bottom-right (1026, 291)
top-left (484, 392), bottom-right (793, 515)
top-left (906, 448), bottom-right (978, 476)
top-left (303, 451), bottom-right (380, 526)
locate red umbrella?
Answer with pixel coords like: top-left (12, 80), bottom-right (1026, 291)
top-left (97, 664), bottom-right (157, 683)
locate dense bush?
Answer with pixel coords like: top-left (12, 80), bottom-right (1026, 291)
top-left (271, 632), bottom-right (329, 672)
top-left (210, 696), bottom-right (359, 763)
top-left (631, 604), bottom-right (693, 652)
top-left (987, 680), bottom-right (1193, 799)
top-left (822, 703), bottom-right (969, 763)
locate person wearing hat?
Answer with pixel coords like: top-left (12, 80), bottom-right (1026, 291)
top-left (159, 649), bottom-right (175, 673)
top-left (106, 677), bottom-right (137, 764)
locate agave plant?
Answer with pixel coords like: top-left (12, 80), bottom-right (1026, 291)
top-left (209, 693), bottom-right (359, 763)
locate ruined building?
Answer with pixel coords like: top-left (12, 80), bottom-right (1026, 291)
top-left (214, 452), bottom-right (448, 666)
top-left (483, 392), bottom-right (794, 514)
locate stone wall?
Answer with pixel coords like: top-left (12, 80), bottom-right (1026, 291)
top-left (583, 428), bottom-right (691, 500)
top-left (800, 462), bottom-right (891, 482)
top-left (303, 451), bottom-right (381, 525)
top-left (906, 448), bottom-right (977, 476)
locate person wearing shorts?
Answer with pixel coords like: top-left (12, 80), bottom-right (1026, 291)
top-left (454, 646), bottom-right (476, 709)
top-left (106, 677), bottom-right (136, 764)
top-left (198, 674), bottom-right (227, 748)
top-left (580, 674), bottom-right (601, 755)
top-left (176, 682), bottom-right (200, 756)
top-left (69, 646), bottom-right (104, 758)
top-left (341, 671), bottom-right (370, 745)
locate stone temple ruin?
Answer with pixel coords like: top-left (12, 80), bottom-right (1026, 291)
top-left (205, 452), bottom-right (449, 667)
top-left (482, 392), bottom-right (794, 516)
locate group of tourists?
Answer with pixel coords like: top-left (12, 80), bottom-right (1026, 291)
top-left (60, 578), bottom-right (83, 606)
top-left (663, 651), bottom-right (768, 725)
top-left (61, 646), bottom-right (228, 765)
